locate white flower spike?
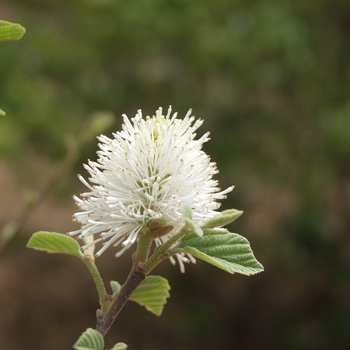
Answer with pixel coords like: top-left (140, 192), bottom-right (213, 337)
top-left (69, 106), bottom-right (233, 272)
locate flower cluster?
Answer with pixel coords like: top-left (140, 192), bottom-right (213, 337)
top-left (69, 106), bottom-right (233, 271)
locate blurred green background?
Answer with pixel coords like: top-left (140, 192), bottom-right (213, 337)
top-left (1, 0), bottom-right (350, 349)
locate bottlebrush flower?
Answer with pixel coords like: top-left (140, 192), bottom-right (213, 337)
top-left (69, 106), bottom-right (233, 271)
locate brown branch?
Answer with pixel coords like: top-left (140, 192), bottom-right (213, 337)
top-left (96, 270), bottom-right (145, 337)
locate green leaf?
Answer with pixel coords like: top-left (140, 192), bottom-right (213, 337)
top-left (178, 229), bottom-right (264, 276)
top-left (202, 209), bottom-right (243, 229)
top-left (0, 20), bottom-right (26, 41)
top-left (110, 343), bottom-right (128, 350)
top-left (73, 328), bottom-right (104, 350)
top-left (0, 108), bottom-right (5, 116)
top-left (130, 275), bottom-right (170, 316)
top-left (110, 280), bottom-right (122, 296)
top-left (27, 231), bottom-right (83, 259)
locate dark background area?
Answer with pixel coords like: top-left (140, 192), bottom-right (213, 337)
top-left (1, 0), bottom-right (350, 349)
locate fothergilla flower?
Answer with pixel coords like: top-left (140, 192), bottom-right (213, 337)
top-left (69, 106), bottom-right (233, 271)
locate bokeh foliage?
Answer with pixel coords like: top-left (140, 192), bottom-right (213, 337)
top-left (1, 0), bottom-right (350, 349)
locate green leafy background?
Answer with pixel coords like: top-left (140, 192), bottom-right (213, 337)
top-left (1, 0), bottom-right (350, 349)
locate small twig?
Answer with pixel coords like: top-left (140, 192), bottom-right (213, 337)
top-left (95, 224), bottom-right (191, 337)
top-left (95, 231), bottom-right (153, 336)
top-left (96, 269), bottom-right (145, 336)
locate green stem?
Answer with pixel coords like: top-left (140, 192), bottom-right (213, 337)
top-left (83, 253), bottom-right (110, 314)
top-left (143, 230), bottom-right (186, 275)
top-left (135, 231), bottom-right (154, 263)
